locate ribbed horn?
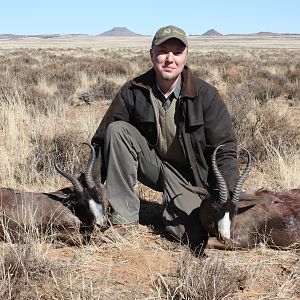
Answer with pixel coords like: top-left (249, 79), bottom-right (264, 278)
top-left (54, 158), bottom-right (83, 194)
top-left (83, 142), bottom-right (96, 189)
top-left (231, 149), bottom-right (253, 205)
top-left (212, 145), bottom-right (228, 204)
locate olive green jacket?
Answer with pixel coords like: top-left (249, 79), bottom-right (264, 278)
top-left (92, 66), bottom-right (239, 192)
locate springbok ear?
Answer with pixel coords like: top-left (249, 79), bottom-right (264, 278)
top-left (237, 204), bottom-right (255, 214)
top-left (180, 182), bottom-right (209, 197)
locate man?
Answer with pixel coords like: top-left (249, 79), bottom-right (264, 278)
top-left (91, 25), bottom-right (239, 246)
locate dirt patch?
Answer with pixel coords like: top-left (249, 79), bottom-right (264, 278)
top-left (1, 222), bottom-right (299, 299)
top-left (42, 234), bottom-right (300, 299)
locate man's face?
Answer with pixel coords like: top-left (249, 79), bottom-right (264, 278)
top-left (150, 38), bottom-right (188, 81)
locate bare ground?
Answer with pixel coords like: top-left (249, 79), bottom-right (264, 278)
top-left (2, 224), bottom-right (298, 299)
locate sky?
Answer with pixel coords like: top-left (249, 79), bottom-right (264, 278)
top-left (0, 0), bottom-right (299, 36)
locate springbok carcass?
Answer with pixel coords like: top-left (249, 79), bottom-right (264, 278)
top-left (208, 188), bottom-right (300, 249)
top-left (0, 143), bottom-right (108, 245)
top-left (184, 145), bottom-right (300, 250)
top-left (0, 188), bottom-right (82, 245)
top-left (53, 142), bottom-right (108, 230)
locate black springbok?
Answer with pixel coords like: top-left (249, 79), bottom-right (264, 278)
top-left (0, 143), bottom-right (107, 244)
top-left (185, 145), bottom-right (300, 249)
top-left (0, 189), bottom-right (82, 245)
top-left (207, 188), bottom-right (300, 249)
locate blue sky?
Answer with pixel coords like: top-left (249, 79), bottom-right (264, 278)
top-left (1, 0), bottom-right (299, 35)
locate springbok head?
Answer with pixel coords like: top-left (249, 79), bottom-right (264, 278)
top-left (184, 145), bottom-right (253, 243)
top-left (54, 142), bottom-right (107, 227)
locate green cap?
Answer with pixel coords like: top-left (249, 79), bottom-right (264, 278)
top-left (152, 25), bottom-right (188, 47)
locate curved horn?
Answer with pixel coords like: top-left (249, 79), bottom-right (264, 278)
top-left (212, 145), bottom-right (228, 204)
top-left (231, 149), bottom-right (253, 205)
top-left (54, 158), bottom-right (83, 194)
top-left (83, 142), bottom-right (96, 189)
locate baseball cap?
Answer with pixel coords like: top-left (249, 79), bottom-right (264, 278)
top-left (152, 25), bottom-right (188, 47)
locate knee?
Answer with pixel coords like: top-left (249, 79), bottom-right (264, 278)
top-left (106, 121), bottom-right (128, 138)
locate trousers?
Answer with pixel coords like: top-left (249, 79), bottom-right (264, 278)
top-left (104, 121), bottom-right (205, 244)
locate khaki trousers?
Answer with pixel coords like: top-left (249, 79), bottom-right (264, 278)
top-left (104, 121), bottom-right (205, 244)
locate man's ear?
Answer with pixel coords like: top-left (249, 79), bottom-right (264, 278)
top-left (184, 48), bottom-right (188, 65)
top-left (150, 48), bottom-right (153, 59)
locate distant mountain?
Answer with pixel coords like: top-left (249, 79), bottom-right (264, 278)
top-left (0, 33), bottom-right (89, 39)
top-left (99, 27), bottom-right (141, 36)
top-left (227, 31), bottom-right (299, 36)
top-left (1, 28), bottom-right (298, 39)
top-left (253, 31), bottom-right (279, 36)
top-left (202, 29), bottom-right (222, 36)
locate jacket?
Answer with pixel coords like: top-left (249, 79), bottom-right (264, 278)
top-left (91, 66), bottom-right (239, 192)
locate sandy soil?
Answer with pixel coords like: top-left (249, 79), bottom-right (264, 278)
top-left (1, 35), bottom-right (300, 50)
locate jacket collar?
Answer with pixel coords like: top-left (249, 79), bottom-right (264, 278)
top-left (131, 65), bottom-right (198, 98)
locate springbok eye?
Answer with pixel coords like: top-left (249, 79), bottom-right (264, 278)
top-left (212, 201), bottom-right (219, 210)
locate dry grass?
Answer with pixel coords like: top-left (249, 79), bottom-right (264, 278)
top-left (156, 248), bottom-right (300, 300)
top-left (0, 37), bottom-right (299, 299)
top-left (0, 227), bottom-right (299, 299)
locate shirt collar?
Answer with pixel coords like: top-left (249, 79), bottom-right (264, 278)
top-left (156, 75), bottom-right (182, 99)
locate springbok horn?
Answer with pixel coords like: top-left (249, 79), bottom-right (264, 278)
top-left (180, 182), bottom-right (210, 197)
top-left (231, 149), bottom-right (253, 205)
top-left (212, 145), bottom-right (228, 204)
top-left (54, 158), bottom-right (83, 194)
top-left (82, 142), bottom-right (96, 189)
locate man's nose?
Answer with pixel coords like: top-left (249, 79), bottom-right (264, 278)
top-left (166, 52), bottom-right (174, 61)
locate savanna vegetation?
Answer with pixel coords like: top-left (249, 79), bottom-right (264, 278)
top-left (0, 38), bottom-right (299, 299)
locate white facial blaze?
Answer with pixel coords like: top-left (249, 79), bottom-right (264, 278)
top-left (88, 199), bottom-right (105, 226)
top-left (218, 212), bottom-right (231, 240)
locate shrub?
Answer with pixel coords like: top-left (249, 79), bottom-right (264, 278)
top-left (157, 250), bottom-right (247, 299)
top-left (226, 91), bottom-right (299, 161)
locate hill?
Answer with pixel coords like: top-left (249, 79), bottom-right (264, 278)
top-left (99, 27), bottom-right (141, 36)
top-left (202, 29), bottom-right (222, 36)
